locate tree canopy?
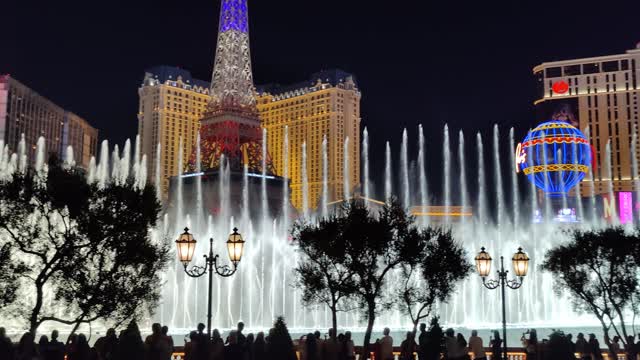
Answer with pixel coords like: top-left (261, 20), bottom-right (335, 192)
top-left (0, 157), bottom-right (170, 333)
top-left (541, 227), bottom-right (640, 350)
top-left (398, 228), bottom-right (471, 331)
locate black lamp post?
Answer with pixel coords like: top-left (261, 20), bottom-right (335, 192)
top-left (176, 227), bottom-right (245, 340)
top-left (475, 247), bottom-right (530, 360)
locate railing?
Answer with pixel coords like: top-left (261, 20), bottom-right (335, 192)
top-left (168, 347), bottom-right (630, 360)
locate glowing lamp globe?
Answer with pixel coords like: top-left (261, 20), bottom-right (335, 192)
top-left (176, 228), bottom-right (197, 266)
top-left (512, 247), bottom-right (530, 277)
top-left (226, 228), bottom-right (245, 265)
top-left (475, 247), bottom-right (492, 277)
top-left (515, 120), bottom-right (591, 196)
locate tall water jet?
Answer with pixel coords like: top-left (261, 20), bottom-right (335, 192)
top-left (572, 141), bottom-right (584, 220)
top-left (133, 134), bottom-right (141, 180)
top-left (401, 129), bottom-right (410, 207)
top-left (633, 127), bottom-right (640, 221)
top-left (242, 164), bottom-right (249, 226)
top-left (155, 143), bottom-right (162, 201)
top-left (493, 124), bottom-right (505, 226)
top-left (34, 137), bottom-right (46, 175)
top-left (18, 134), bottom-right (27, 173)
top-left (362, 127), bottom-right (370, 200)
top-left (262, 128), bottom-right (268, 222)
top-left (418, 125), bottom-right (428, 223)
top-left (282, 126), bottom-right (290, 227)
top-left (98, 140), bottom-right (109, 189)
top-left (443, 125), bottom-right (451, 222)
top-left (584, 127), bottom-right (598, 223)
top-left (605, 140), bottom-right (617, 222)
top-left (137, 154), bottom-right (148, 189)
top-left (195, 133), bottom-right (203, 229)
top-left (458, 130), bottom-right (468, 211)
top-left (302, 142), bottom-right (309, 218)
top-left (540, 132), bottom-right (552, 221)
top-left (111, 145), bottom-right (121, 184)
top-left (343, 137), bottom-right (350, 201)
top-left (385, 142), bottom-right (392, 201)
top-left (121, 139), bottom-right (131, 183)
top-left (176, 137), bottom-right (184, 230)
top-left (64, 146), bottom-right (75, 169)
top-left (321, 135), bottom-right (328, 218)
top-left (88, 157), bottom-right (97, 184)
top-left (476, 133), bottom-right (487, 224)
top-left (508, 128), bottom-right (520, 227)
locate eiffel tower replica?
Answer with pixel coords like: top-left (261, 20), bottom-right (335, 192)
top-left (171, 0), bottom-right (289, 219)
top-left (196, 0), bottom-right (274, 173)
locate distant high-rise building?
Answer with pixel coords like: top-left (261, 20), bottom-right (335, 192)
top-left (0, 74), bottom-right (98, 168)
top-left (534, 46), bottom-right (640, 195)
top-left (257, 70), bottom-right (361, 211)
top-left (137, 66), bottom-right (210, 196)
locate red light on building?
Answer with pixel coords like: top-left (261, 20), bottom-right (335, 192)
top-left (552, 81), bottom-right (569, 94)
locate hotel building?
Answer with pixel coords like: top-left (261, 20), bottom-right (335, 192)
top-left (137, 66), bottom-right (210, 196)
top-left (0, 75), bottom-right (98, 169)
top-left (257, 70), bottom-right (361, 211)
top-left (533, 45), bottom-right (640, 195)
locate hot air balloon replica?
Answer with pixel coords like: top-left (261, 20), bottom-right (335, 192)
top-left (515, 120), bottom-right (591, 196)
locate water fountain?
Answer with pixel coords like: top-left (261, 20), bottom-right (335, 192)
top-left (0, 121), bottom-right (630, 335)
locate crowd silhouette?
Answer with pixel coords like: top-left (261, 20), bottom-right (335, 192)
top-left (1, 322), bottom-right (639, 360)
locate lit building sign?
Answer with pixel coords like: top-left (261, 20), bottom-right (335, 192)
top-left (515, 143), bottom-right (526, 173)
top-left (552, 81), bottom-right (569, 94)
top-left (619, 192), bottom-right (633, 224)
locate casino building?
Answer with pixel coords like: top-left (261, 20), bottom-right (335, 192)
top-left (533, 45), bottom-right (640, 196)
top-left (0, 75), bottom-right (98, 169)
top-left (257, 71), bottom-right (361, 211)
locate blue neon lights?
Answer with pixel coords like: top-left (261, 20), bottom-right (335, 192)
top-left (518, 120), bottom-right (591, 196)
top-left (219, 0), bottom-right (249, 33)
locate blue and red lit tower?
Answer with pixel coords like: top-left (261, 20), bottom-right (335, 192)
top-left (196, 0), bottom-right (274, 174)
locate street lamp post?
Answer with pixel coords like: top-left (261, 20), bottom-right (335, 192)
top-left (176, 227), bottom-right (245, 340)
top-left (475, 247), bottom-right (530, 360)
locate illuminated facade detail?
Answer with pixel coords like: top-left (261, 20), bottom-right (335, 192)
top-left (137, 67), bottom-right (210, 197)
top-left (195, 0), bottom-right (274, 174)
top-left (552, 80), bottom-right (569, 94)
top-left (533, 45), bottom-right (640, 195)
top-left (518, 120), bottom-right (591, 196)
top-left (0, 75), bottom-right (98, 169)
top-left (257, 70), bottom-right (361, 211)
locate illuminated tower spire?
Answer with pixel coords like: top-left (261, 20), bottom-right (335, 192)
top-left (209, 0), bottom-right (256, 115)
top-left (194, 0), bottom-right (274, 174)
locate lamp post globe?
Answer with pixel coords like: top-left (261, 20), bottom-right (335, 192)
top-left (512, 247), bottom-right (530, 277)
top-left (475, 247), bottom-right (492, 277)
top-left (176, 227), bottom-right (197, 266)
top-left (227, 227), bottom-right (245, 265)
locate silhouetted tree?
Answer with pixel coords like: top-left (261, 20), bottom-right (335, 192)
top-left (541, 227), bottom-right (640, 353)
top-left (0, 158), bottom-right (170, 333)
top-left (266, 316), bottom-right (297, 360)
top-left (0, 243), bottom-right (27, 307)
top-left (329, 199), bottom-right (424, 358)
top-left (292, 213), bottom-right (358, 335)
top-left (398, 228), bottom-right (471, 331)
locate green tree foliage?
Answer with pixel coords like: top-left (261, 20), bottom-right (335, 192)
top-left (398, 228), bottom-right (471, 331)
top-left (266, 316), bottom-right (297, 360)
top-left (541, 227), bottom-right (640, 352)
top-left (292, 214), bottom-right (358, 334)
top-left (0, 157), bottom-right (170, 333)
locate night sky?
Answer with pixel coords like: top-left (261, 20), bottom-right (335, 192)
top-left (3, 0), bottom-right (640, 201)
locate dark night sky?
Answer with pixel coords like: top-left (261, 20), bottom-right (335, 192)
top-left (3, 0), bottom-right (640, 201)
